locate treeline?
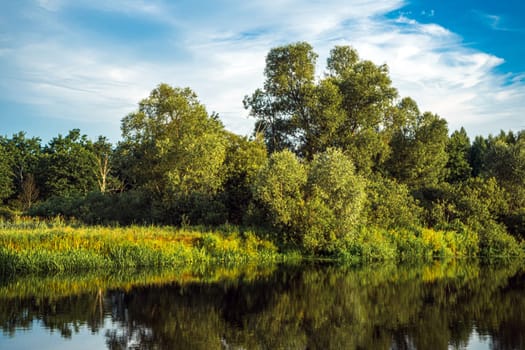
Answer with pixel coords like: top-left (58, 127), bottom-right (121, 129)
top-left (1, 42), bottom-right (524, 258)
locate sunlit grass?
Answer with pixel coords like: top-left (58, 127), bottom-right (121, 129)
top-left (0, 216), bottom-right (521, 274)
top-left (0, 218), bottom-right (289, 274)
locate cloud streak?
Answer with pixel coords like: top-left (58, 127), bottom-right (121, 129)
top-left (1, 0), bottom-right (524, 141)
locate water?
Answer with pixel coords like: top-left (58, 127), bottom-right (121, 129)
top-left (0, 261), bottom-right (524, 349)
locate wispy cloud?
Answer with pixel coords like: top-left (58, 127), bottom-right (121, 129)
top-left (473, 10), bottom-right (523, 32)
top-left (1, 0), bottom-right (524, 141)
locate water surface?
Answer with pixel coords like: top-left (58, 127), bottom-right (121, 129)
top-left (1, 262), bottom-right (524, 349)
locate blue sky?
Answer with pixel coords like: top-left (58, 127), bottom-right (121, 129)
top-left (1, 0), bottom-right (524, 143)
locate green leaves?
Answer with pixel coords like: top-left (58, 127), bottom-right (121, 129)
top-left (119, 83), bottom-right (228, 223)
top-left (253, 148), bottom-right (366, 254)
top-left (245, 42), bottom-right (318, 155)
top-left (386, 107), bottom-right (449, 190)
top-left (0, 144), bottom-right (14, 202)
top-left (245, 43), bottom-right (398, 171)
top-left (446, 128), bottom-right (472, 183)
top-left (40, 129), bottom-right (98, 198)
top-left (303, 148), bottom-right (366, 253)
top-left (253, 150), bottom-right (307, 229)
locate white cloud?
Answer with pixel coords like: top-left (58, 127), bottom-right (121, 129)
top-left (3, 0), bottom-right (525, 141)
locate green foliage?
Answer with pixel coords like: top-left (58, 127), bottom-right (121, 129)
top-left (245, 42), bottom-right (318, 155)
top-left (253, 148), bottom-right (365, 254)
top-left (119, 83), bottom-right (227, 224)
top-left (29, 190), bottom-right (153, 225)
top-left (0, 144), bottom-right (13, 202)
top-left (469, 135), bottom-right (488, 177)
top-left (326, 46), bottom-right (398, 174)
top-left (0, 223), bottom-right (283, 274)
top-left (1, 43), bottom-right (524, 262)
top-left (302, 148), bottom-right (365, 254)
top-left (484, 131), bottom-right (525, 211)
top-left (0, 132), bottom-right (41, 208)
top-left (338, 225), bottom-right (480, 264)
top-left (502, 209), bottom-right (525, 240)
top-left (364, 175), bottom-right (422, 229)
top-left (245, 43), bottom-right (397, 170)
top-left (386, 99), bottom-right (449, 189)
top-left (39, 129), bottom-right (98, 198)
top-left (423, 178), bottom-right (508, 232)
top-left (220, 132), bottom-right (267, 224)
top-left (0, 207), bottom-right (17, 220)
top-left (419, 177), bottom-right (523, 257)
top-left (253, 150), bottom-right (307, 235)
top-left (446, 127), bottom-right (472, 183)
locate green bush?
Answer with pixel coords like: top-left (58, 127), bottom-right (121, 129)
top-left (364, 175), bottom-right (422, 229)
top-left (0, 206), bottom-right (17, 220)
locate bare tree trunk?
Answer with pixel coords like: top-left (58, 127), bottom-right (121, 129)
top-left (96, 154), bottom-right (110, 193)
top-left (20, 173), bottom-right (39, 210)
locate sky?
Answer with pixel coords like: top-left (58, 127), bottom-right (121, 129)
top-left (1, 0), bottom-right (524, 143)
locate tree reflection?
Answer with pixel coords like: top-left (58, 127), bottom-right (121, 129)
top-left (1, 262), bottom-right (524, 349)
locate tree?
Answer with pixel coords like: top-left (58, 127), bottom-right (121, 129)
top-left (119, 83), bottom-right (227, 223)
top-left (20, 173), bottom-right (39, 210)
top-left (253, 148), bottom-right (366, 253)
top-left (469, 135), bottom-right (488, 177)
top-left (302, 148), bottom-right (366, 253)
top-left (245, 43), bottom-right (399, 172)
top-left (244, 42), bottom-right (318, 156)
top-left (364, 175), bottom-right (422, 229)
top-left (0, 132), bottom-right (42, 207)
top-left (220, 132), bottom-right (267, 224)
top-left (386, 99), bottom-right (449, 190)
top-left (446, 127), bottom-right (472, 183)
top-left (39, 129), bottom-right (98, 198)
top-left (326, 46), bottom-right (398, 174)
top-left (484, 131), bottom-right (525, 211)
top-left (253, 150), bottom-right (307, 238)
top-left (0, 144), bottom-right (13, 202)
top-left (92, 136), bottom-right (122, 193)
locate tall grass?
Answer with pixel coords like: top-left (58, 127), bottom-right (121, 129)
top-left (0, 220), bottom-right (287, 274)
top-left (0, 217), bottom-right (521, 273)
top-left (338, 225), bottom-right (519, 264)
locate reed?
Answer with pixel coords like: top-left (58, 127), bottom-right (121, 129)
top-left (0, 221), bottom-right (285, 274)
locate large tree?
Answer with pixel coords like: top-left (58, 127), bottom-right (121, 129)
top-left (302, 148), bottom-right (366, 253)
top-left (244, 42), bottom-right (318, 156)
top-left (119, 83), bottom-right (227, 222)
top-left (220, 132), bottom-right (267, 224)
top-left (325, 46), bottom-right (398, 174)
top-left (253, 150), bottom-right (307, 236)
top-left (253, 148), bottom-right (365, 253)
top-left (244, 43), bottom-right (398, 174)
top-left (0, 144), bottom-right (13, 202)
top-left (446, 127), bottom-right (472, 183)
top-left (39, 129), bottom-right (98, 198)
top-left (484, 131), bottom-right (525, 211)
top-left (386, 98), bottom-right (449, 190)
top-left (0, 132), bottom-right (42, 208)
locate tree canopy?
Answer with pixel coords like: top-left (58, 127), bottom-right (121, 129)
top-left (1, 43), bottom-right (524, 259)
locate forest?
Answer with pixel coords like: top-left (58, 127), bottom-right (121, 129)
top-left (1, 42), bottom-right (524, 261)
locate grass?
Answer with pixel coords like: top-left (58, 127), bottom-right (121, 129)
top-left (338, 224), bottom-right (523, 265)
top-left (0, 216), bottom-right (522, 274)
top-left (0, 217), bottom-right (295, 274)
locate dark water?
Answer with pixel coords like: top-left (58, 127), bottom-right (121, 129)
top-left (0, 262), bottom-right (524, 350)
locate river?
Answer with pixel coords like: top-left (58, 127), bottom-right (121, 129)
top-left (0, 261), bottom-right (524, 349)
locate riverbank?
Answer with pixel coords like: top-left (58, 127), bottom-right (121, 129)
top-left (0, 219), bottom-right (297, 274)
top-left (0, 218), bottom-right (523, 274)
